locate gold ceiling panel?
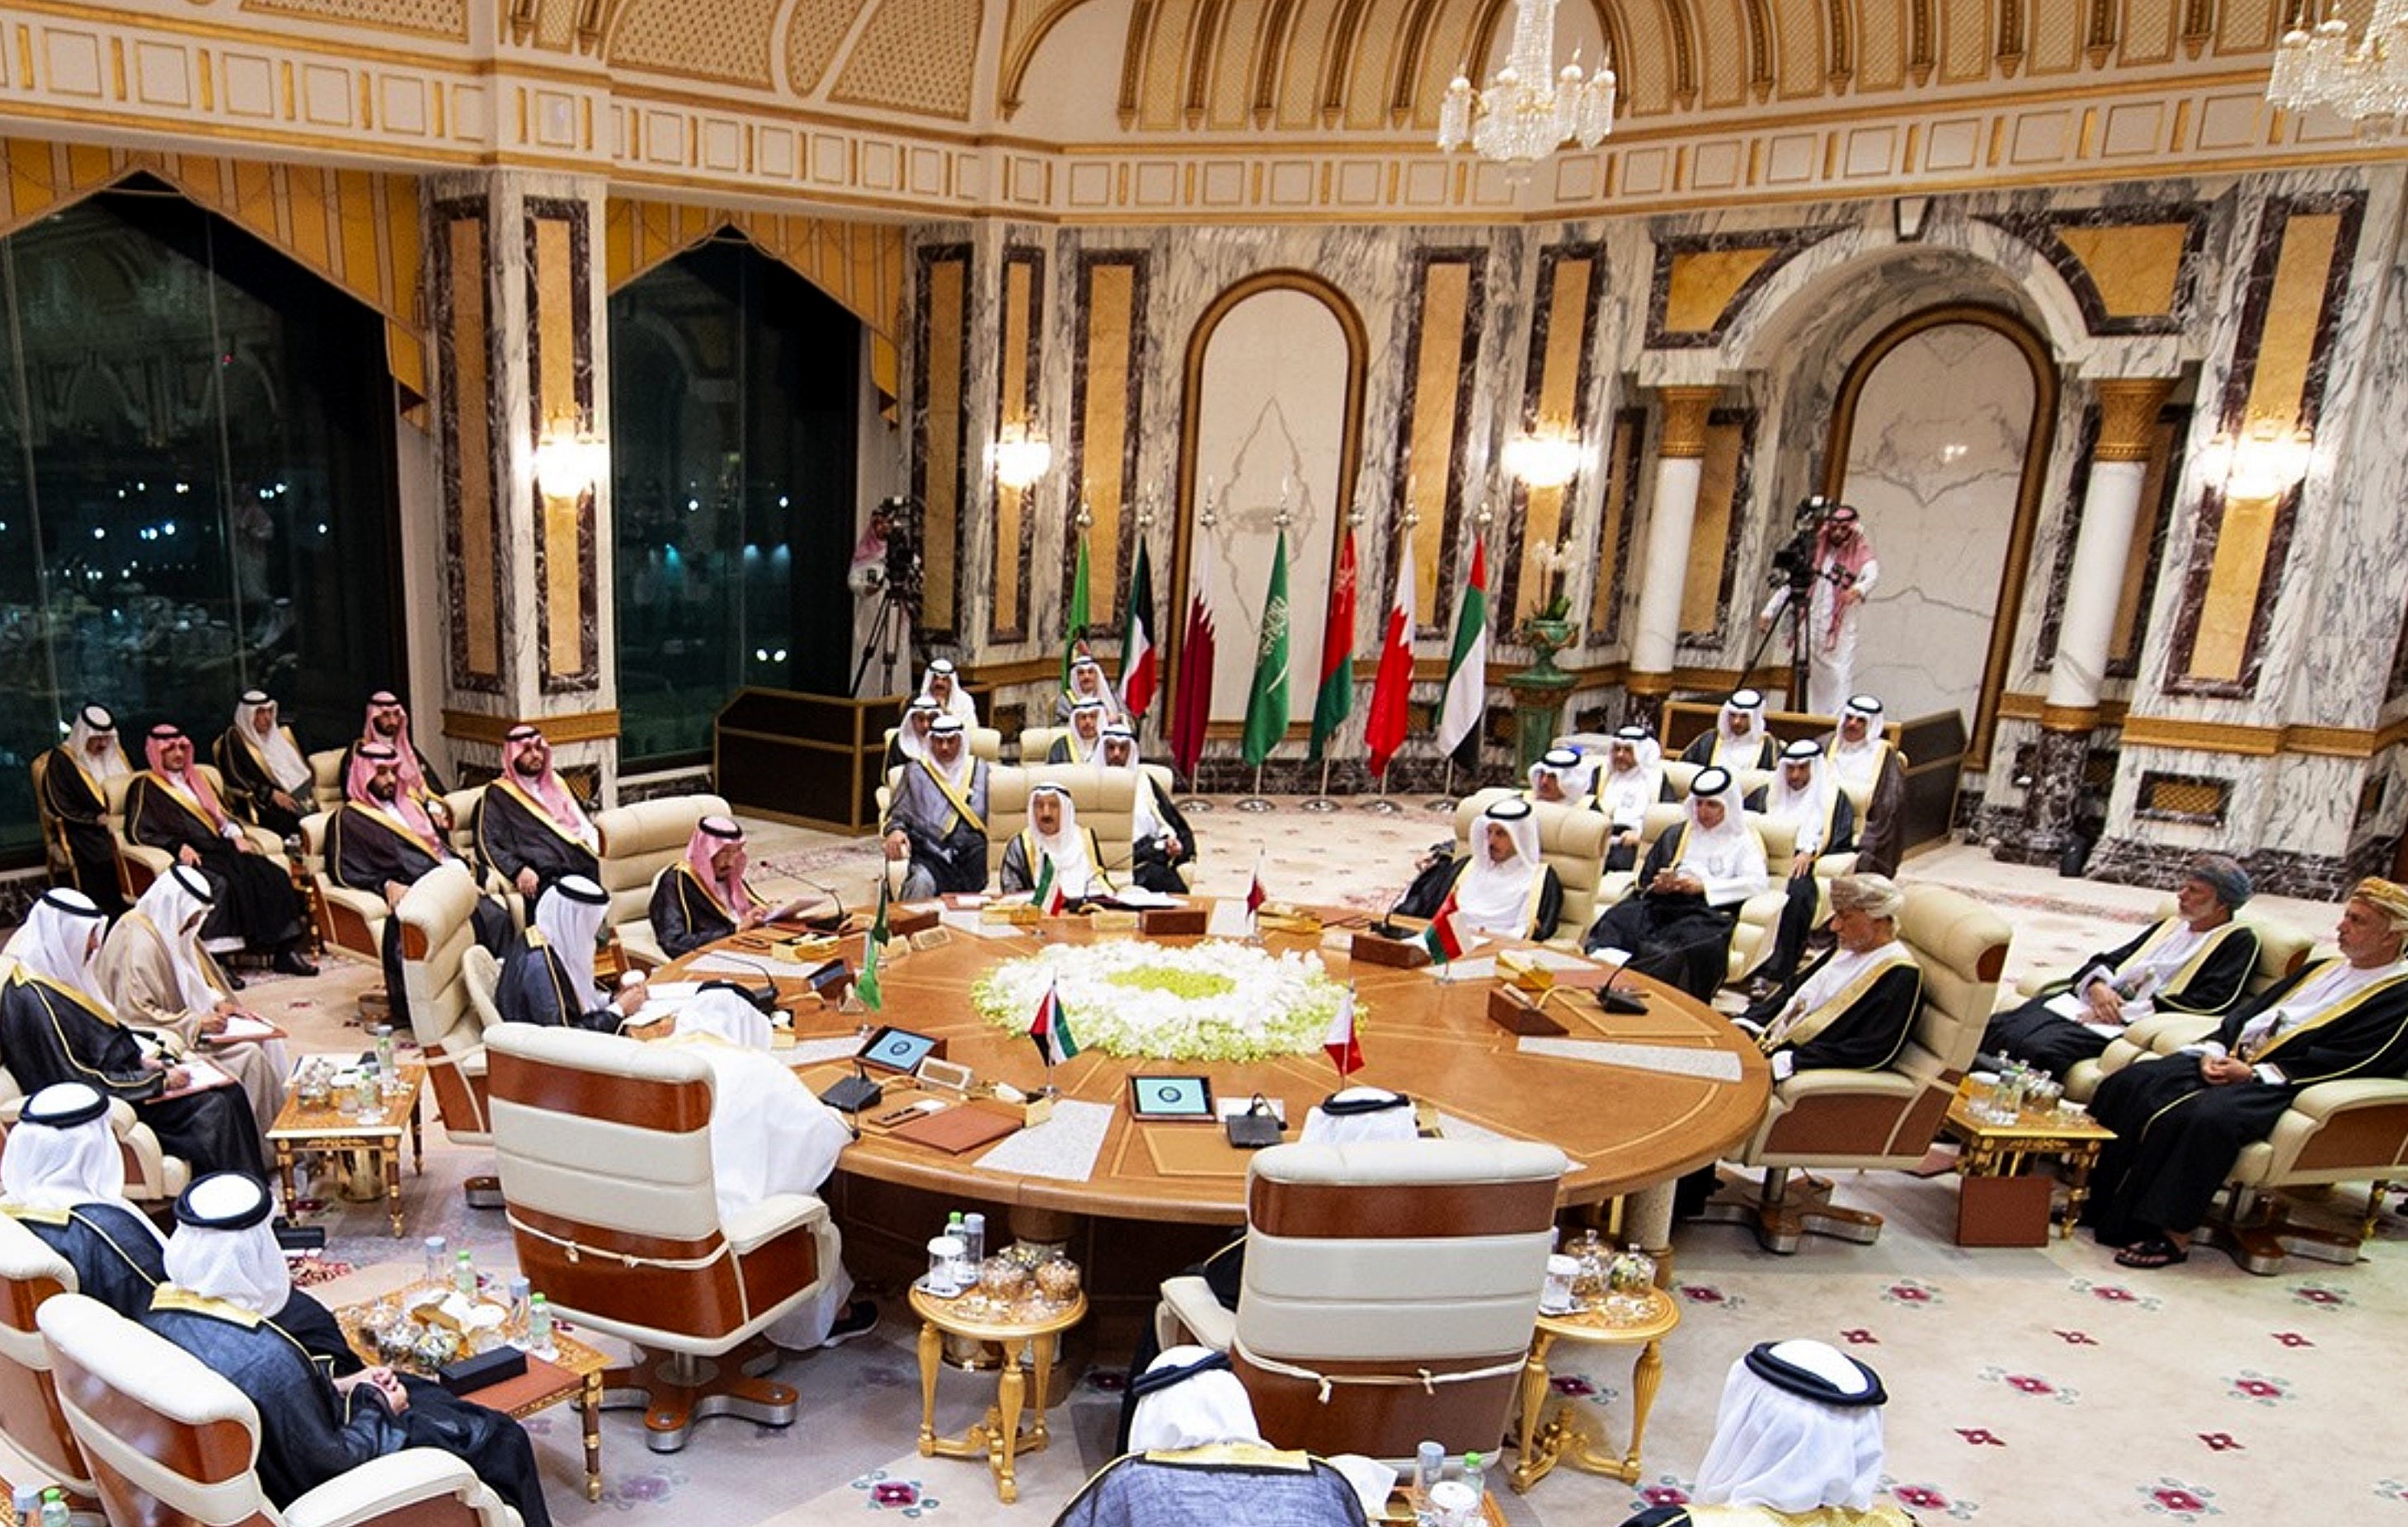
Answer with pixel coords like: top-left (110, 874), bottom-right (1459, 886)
top-left (1616, 0), bottom-right (1681, 115)
top-left (240, 0), bottom-right (467, 40)
top-left (1274, 0), bottom-right (1337, 127)
top-left (832, 0), bottom-right (985, 120)
top-left (609, 0), bottom-right (778, 85)
top-left (1771, 0), bottom-right (1825, 96)
top-left (2216, 0), bottom-right (2277, 54)
top-left (2119, 0), bottom-right (2175, 63)
top-left (1940, 0), bottom-right (1988, 82)
top-left (1854, 0), bottom-right (1905, 88)
top-left (788, 0), bottom-right (862, 95)
top-left (2027, 0), bottom-right (2079, 73)
top-left (1343, 0), bottom-right (1416, 130)
top-left (1136, 0), bottom-right (1197, 130)
top-left (535, 0), bottom-right (588, 52)
top-left (1207, 0), bottom-right (1269, 129)
top-left (1694, 0), bottom-right (1752, 109)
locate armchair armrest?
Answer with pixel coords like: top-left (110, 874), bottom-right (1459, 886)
top-left (2283, 1077), bottom-right (2408, 1125)
top-left (725, 1193), bottom-right (827, 1255)
top-left (1158, 1274), bottom-right (1236, 1354)
top-left (1812, 851), bottom-right (1859, 881)
top-left (1771, 1066), bottom-right (1921, 1105)
top-left (2125, 1013), bottom-right (2220, 1055)
top-left (284, 1448), bottom-right (515, 1527)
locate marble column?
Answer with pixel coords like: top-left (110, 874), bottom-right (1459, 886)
top-left (1624, 388), bottom-right (1721, 727)
top-left (1996, 378), bottom-right (2173, 864)
top-left (424, 169), bottom-right (620, 799)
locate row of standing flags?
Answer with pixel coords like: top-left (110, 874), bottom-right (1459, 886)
top-left (1061, 519), bottom-right (1493, 782)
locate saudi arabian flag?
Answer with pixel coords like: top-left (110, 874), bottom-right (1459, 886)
top-left (1436, 540), bottom-right (1489, 759)
top-left (855, 878), bottom-right (889, 1012)
top-left (1241, 530), bottom-right (1291, 767)
top-left (1062, 533), bottom-right (1092, 691)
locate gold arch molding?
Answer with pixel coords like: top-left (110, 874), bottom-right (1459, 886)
top-left (1166, 268), bottom-right (1370, 737)
top-left (1822, 303), bottom-right (2059, 767)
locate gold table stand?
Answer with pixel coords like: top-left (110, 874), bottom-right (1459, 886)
top-left (1940, 1094), bottom-right (2115, 1240)
top-left (1507, 1289), bottom-right (1681, 1492)
top-left (909, 1285), bottom-right (1085, 1504)
top-left (267, 1063), bottom-right (426, 1238)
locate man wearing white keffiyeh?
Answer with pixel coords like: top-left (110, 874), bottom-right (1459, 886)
top-left (1583, 767), bottom-right (1768, 1001)
top-left (96, 864), bottom-right (290, 1136)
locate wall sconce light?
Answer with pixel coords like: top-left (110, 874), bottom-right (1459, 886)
top-left (1501, 426), bottom-right (1587, 489)
top-left (534, 416), bottom-right (609, 501)
top-left (2194, 416), bottom-right (2314, 503)
top-left (988, 423), bottom-right (1053, 490)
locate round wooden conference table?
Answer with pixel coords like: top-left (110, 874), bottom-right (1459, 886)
top-left (655, 900), bottom-right (1771, 1234)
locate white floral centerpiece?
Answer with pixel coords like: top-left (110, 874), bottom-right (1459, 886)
top-left (970, 940), bottom-right (1355, 1062)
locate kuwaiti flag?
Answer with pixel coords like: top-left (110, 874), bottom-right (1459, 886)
top-left (1422, 898), bottom-right (1466, 964)
top-left (1028, 977), bottom-right (1079, 1067)
top-left (1436, 541), bottom-right (1489, 760)
top-left (1323, 984), bottom-right (1363, 1077)
top-left (1169, 551), bottom-right (1217, 778)
top-left (1029, 850), bottom-right (1067, 916)
top-left (1364, 529), bottom-right (1417, 778)
top-left (1121, 538), bottom-right (1159, 723)
top-left (1308, 524), bottom-right (1357, 760)
top-left (856, 876), bottom-right (890, 1012)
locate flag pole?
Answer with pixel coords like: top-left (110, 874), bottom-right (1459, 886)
top-left (1302, 756), bottom-right (1338, 813)
top-left (1425, 756), bottom-right (1457, 813)
top-left (1238, 763), bottom-right (1273, 813)
top-left (1362, 770), bottom-right (1399, 814)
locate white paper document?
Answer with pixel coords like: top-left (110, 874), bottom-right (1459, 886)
top-left (1204, 900), bottom-right (1255, 940)
top-left (216, 1013), bottom-right (280, 1041)
top-left (1516, 1036), bottom-right (1747, 1083)
top-left (938, 909), bottom-right (1017, 938)
top-left (1108, 887), bottom-right (1182, 909)
top-left (1430, 956), bottom-right (1498, 982)
top-left (973, 1099), bottom-right (1114, 1182)
top-left (681, 951), bottom-right (778, 978)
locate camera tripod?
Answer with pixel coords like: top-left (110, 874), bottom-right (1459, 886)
top-left (851, 579), bottom-right (912, 698)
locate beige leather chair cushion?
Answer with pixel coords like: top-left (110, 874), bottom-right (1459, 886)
top-left (983, 765), bottom-right (1143, 882)
top-left (0, 1214), bottom-right (91, 1493)
top-left (594, 795), bottom-right (730, 933)
top-left (1451, 787), bottom-right (1609, 945)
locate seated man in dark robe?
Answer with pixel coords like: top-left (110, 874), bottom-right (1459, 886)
top-left (1583, 768), bottom-right (1769, 1001)
top-left (1592, 726), bottom-right (1665, 874)
top-left (212, 690), bottom-right (317, 839)
top-left (1984, 854), bottom-right (2259, 1080)
top-left (1621, 1340), bottom-right (1911, 1527)
top-left (1100, 726), bottom-right (1194, 894)
top-left (2081, 877), bottom-right (2408, 1271)
top-left (477, 724), bottom-right (600, 902)
top-left (650, 815), bottom-right (772, 956)
top-left (329, 744), bottom-right (515, 1031)
top-left (882, 698), bottom-right (940, 777)
top-left (1000, 785), bottom-right (1113, 902)
top-left (1067, 1346), bottom-right (1371, 1527)
top-left (1823, 694), bottom-right (1907, 877)
top-left (35, 703), bottom-right (132, 919)
top-left (1681, 689), bottom-right (1780, 772)
top-left (1739, 740), bottom-right (1860, 994)
top-left (337, 690), bottom-right (451, 827)
top-left (883, 717), bottom-right (991, 899)
top-left (1737, 875), bottom-right (1921, 1080)
top-left (1048, 699), bottom-right (1109, 763)
top-left (495, 875), bottom-right (646, 1031)
top-left (142, 1172), bottom-right (552, 1526)
top-left (122, 725), bottom-right (315, 977)
top-left (0, 1082), bottom-right (169, 1317)
top-left (0, 889), bottom-right (266, 1178)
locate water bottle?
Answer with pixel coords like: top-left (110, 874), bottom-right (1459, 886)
top-left (13, 1486), bottom-right (43, 1527)
top-left (374, 1024), bottom-right (398, 1088)
top-left (39, 1488), bottom-right (68, 1527)
top-left (1415, 1439), bottom-right (1446, 1496)
top-left (527, 1294), bottom-right (554, 1353)
top-left (507, 1275), bottom-right (532, 1335)
top-left (421, 1235), bottom-right (448, 1290)
top-left (962, 1212), bottom-right (986, 1268)
top-left (453, 1248), bottom-right (477, 1299)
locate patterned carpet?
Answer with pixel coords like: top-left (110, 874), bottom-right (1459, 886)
top-left (104, 805), bottom-right (2388, 1527)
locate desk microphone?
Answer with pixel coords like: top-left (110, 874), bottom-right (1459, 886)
top-left (821, 1057), bottom-right (883, 1119)
top-left (1367, 882), bottom-right (1421, 941)
top-left (778, 876), bottom-right (848, 933)
top-left (1594, 956), bottom-right (1649, 1016)
top-left (703, 953), bottom-right (783, 1015)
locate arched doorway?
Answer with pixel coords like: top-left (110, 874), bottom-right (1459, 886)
top-left (1822, 305), bottom-right (2058, 761)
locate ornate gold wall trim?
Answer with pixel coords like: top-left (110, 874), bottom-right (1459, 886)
top-left (441, 708), bottom-right (623, 745)
top-left (1822, 302), bottom-right (2058, 768)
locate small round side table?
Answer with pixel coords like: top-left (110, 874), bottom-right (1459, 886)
top-left (908, 1285), bottom-right (1088, 1505)
top-left (1507, 1288), bottom-right (1681, 1493)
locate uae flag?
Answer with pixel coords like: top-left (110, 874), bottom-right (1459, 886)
top-left (1120, 538), bottom-right (1159, 722)
top-left (1323, 984), bottom-right (1363, 1077)
top-left (1061, 533), bottom-right (1092, 691)
top-left (855, 877), bottom-right (890, 1011)
top-left (1363, 529), bottom-right (1417, 778)
top-left (1308, 525), bottom-right (1357, 759)
top-left (1028, 978), bottom-right (1080, 1068)
top-left (1422, 899), bottom-right (1466, 964)
top-left (1169, 553), bottom-right (1216, 779)
top-left (1239, 531), bottom-right (1291, 768)
top-left (1436, 541), bottom-right (1489, 761)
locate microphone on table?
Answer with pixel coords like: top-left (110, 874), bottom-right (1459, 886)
top-left (1367, 881), bottom-right (1421, 942)
top-left (1594, 956), bottom-right (1649, 1016)
top-left (821, 1056), bottom-right (883, 1120)
top-left (775, 876), bottom-right (848, 933)
top-left (700, 952), bottom-right (782, 1016)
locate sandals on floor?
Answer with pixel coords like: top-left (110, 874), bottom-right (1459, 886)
top-left (2114, 1238), bottom-right (2189, 1269)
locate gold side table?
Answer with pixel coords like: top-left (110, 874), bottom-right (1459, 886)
top-left (266, 1062), bottom-right (426, 1237)
top-left (1507, 1289), bottom-right (1680, 1493)
top-left (909, 1285), bottom-right (1086, 1505)
top-left (1940, 1093), bottom-right (2116, 1242)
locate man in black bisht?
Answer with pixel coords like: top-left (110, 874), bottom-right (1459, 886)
top-left (35, 703), bottom-right (134, 919)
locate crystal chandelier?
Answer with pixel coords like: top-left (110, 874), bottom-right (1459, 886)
top-left (1436, 0), bottom-right (1616, 176)
top-left (2267, 0), bottom-right (2408, 132)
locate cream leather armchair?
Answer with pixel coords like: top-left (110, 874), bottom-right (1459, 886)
top-left (297, 809), bottom-right (388, 960)
top-left (1155, 1139), bottom-right (1567, 1460)
top-left (983, 765), bottom-right (1147, 887)
top-left (40, 1292), bottom-right (520, 1527)
top-left (486, 1024), bottom-right (839, 1453)
top-left (1017, 726), bottom-right (1066, 763)
top-left (592, 793), bottom-right (730, 968)
top-left (1452, 787), bottom-right (1611, 947)
top-left (0, 1213), bottom-right (98, 1509)
top-left (396, 864), bottom-right (503, 1208)
top-left (883, 724), bottom-right (1002, 763)
top-left (106, 767), bottom-right (284, 898)
top-left (1698, 882), bottom-right (2009, 1252)
top-left (308, 747), bottom-right (348, 804)
top-left (2058, 909), bottom-right (2316, 1103)
top-left (1585, 806), bottom-right (1794, 984)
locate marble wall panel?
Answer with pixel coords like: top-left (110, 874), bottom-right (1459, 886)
top-left (1837, 322), bottom-right (2039, 726)
top-left (1588, 408), bottom-right (1645, 646)
top-left (432, 196), bottom-right (504, 696)
top-left (991, 244), bottom-right (1042, 644)
top-left (910, 242), bottom-right (971, 646)
top-left (1068, 250), bottom-right (1149, 626)
top-left (526, 196), bottom-right (600, 693)
top-left (1503, 241), bottom-right (1605, 623)
top-left (1395, 248), bottom-right (1488, 632)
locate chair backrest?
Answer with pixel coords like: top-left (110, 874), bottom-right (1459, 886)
top-left (484, 1025), bottom-right (763, 1346)
top-left (308, 748), bottom-right (348, 801)
top-left (2152, 899), bottom-right (2316, 998)
top-left (443, 785), bottom-right (486, 864)
top-left (297, 809), bottom-right (333, 878)
top-left (36, 1292), bottom-right (280, 1527)
top-left (1451, 788), bottom-right (1611, 935)
top-left (0, 1213), bottom-right (92, 1495)
top-left (1230, 1139), bottom-right (1567, 1459)
top-left (461, 945), bottom-right (505, 1037)
top-left (591, 794), bottom-right (730, 931)
top-left (1898, 883), bottom-right (2011, 1083)
top-left (397, 863), bottom-right (490, 1141)
top-left (982, 765), bottom-right (1142, 879)
top-left (1018, 726), bottom-right (1067, 764)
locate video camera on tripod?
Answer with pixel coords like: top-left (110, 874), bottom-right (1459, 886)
top-left (1767, 494), bottom-right (1839, 598)
top-left (872, 495), bottom-right (924, 607)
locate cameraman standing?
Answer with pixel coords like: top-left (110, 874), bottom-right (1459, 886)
top-left (1757, 502), bottom-right (1878, 718)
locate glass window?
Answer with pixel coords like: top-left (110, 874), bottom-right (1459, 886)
top-left (0, 181), bottom-right (403, 861)
top-left (609, 234), bottom-right (861, 768)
